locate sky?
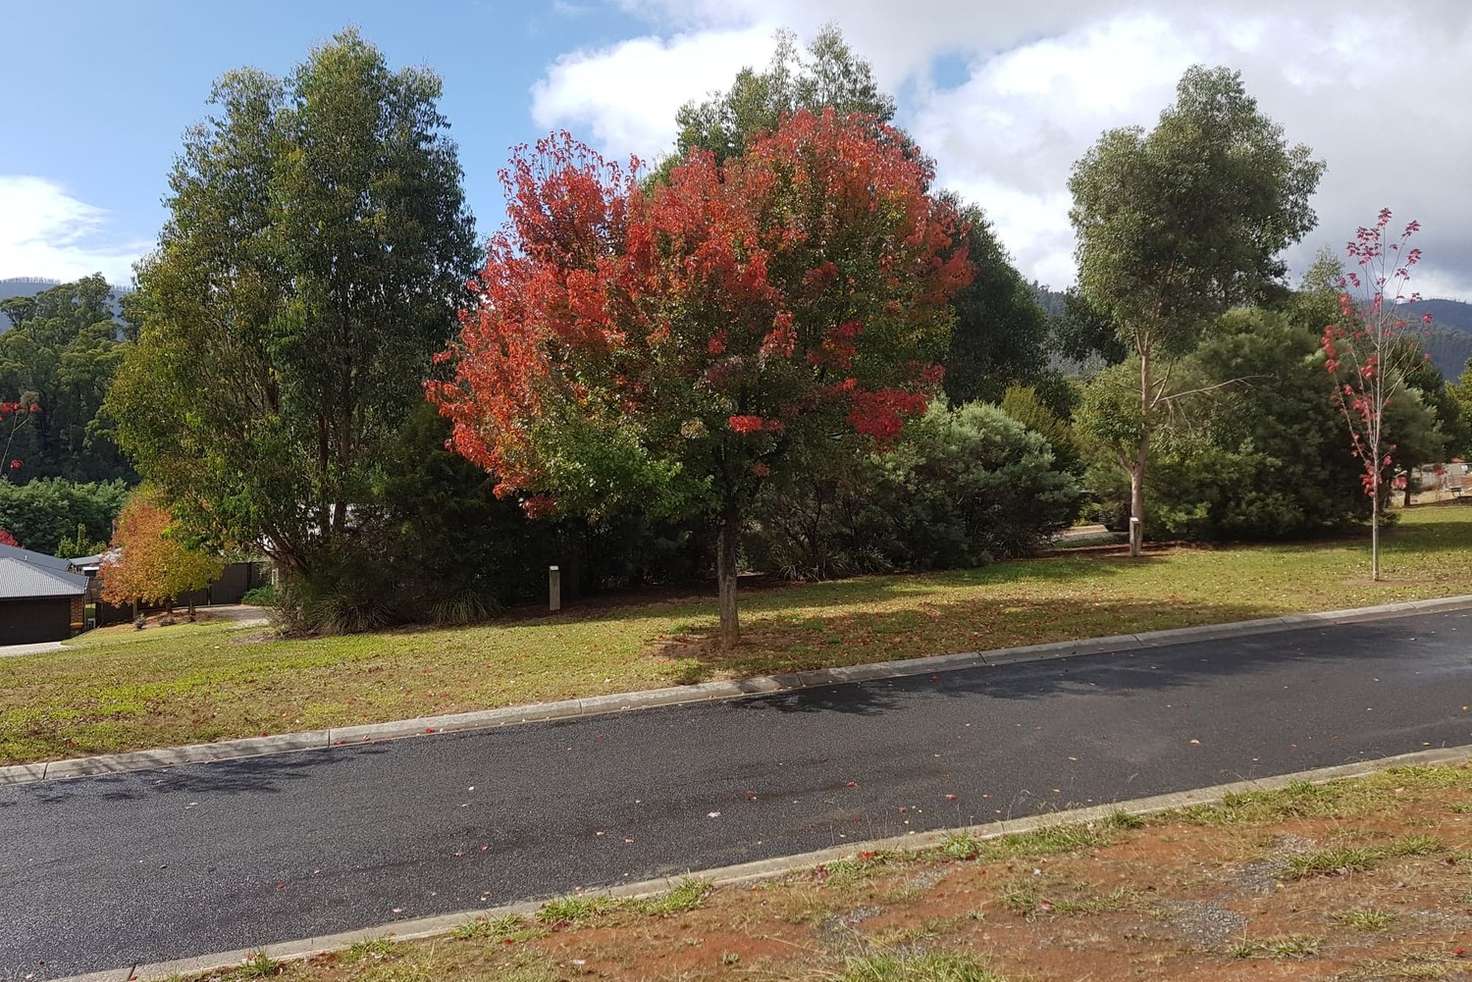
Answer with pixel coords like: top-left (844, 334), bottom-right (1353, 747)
top-left (4, 0), bottom-right (1471, 299)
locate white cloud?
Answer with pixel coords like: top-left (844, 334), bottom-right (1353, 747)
top-left (531, 26), bottom-right (779, 164)
top-left (533, 2), bottom-right (1472, 300)
top-left (0, 177), bottom-right (146, 285)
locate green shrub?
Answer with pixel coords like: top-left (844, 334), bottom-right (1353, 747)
top-left (751, 400), bottom-right (1082, 578)
top-left (240, 585), bottom-right (277, 607)
top-left (1077, 308), bottom-right (1381, 542)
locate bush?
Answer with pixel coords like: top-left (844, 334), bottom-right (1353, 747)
top-left (999, 383), bottom-right (1082, 473)
top-left (1077, 308), bottom-right (1378, 542)
top-left (880, 401), bottom-right (1085, 567)
top-left (271, 405), bottom-right (715, 634)
top-left (240, 585), bottom-right (277, 607)
top-left (751, 401), bottom-right (1083, 578)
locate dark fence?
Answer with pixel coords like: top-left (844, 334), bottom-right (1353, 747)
top-left (94, 561), bottom-right (271, 626)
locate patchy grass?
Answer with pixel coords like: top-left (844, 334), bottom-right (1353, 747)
top-left (1332, 908), bottom-right (1398, 931)
top-left (341, 937), bottom-right (400, 964)
top-left (1228, 934), bottom-right (1324, 959)
top-left (237, 952), bottom-right (280, 978)
top-left (628, 877), bottom-right (711, 916)
top-left (534, 878), bottom-right (711, 927)
top-left (940, 816), bottom-right (1129, 864)
top-left (451, 913), bottom-right (543, 944)
top-left (997, 876), bottom-right (1141, 919)
top-left (1283, 835), bottom-right (1445, 880)
top-left (832, 950), bottom-right (1007, 981)
top-left (180, 761), bottom-right (1472, 982)
top-left (5, 506), bottom-right (1471, 765)
top-left (535, 894), bottom-right (622, 926)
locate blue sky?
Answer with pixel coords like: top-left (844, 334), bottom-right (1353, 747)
top-left (5, 1), bottom-right (1471, 298)
top-left (1, 1), bottom-right (650, 277)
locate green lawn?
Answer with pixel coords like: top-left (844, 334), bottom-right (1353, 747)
top-left (3, 505), bottom-right (1470, 766)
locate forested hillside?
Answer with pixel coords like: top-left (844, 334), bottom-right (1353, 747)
top-left (0, 274), bottom-right (135, 483)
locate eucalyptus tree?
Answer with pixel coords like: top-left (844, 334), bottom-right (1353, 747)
top-left (109, 30), bottom-right (478, 603)
top-left (1069, 66), bottom-right (1322, 555)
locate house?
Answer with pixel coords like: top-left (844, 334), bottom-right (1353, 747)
top-left (1416, 459), bottom-right (1470, 498)
top-left (0, 543), bottom-right (88, 643)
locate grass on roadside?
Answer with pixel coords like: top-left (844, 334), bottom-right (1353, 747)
top-left (1282, 835), bottom-right (1444, 879)
top-left (1332, 908), bottom-right (1397, 931)
top-left (1228, 934), bottom-right (1323, 959)
top-left (534, 878), bottom-right (712, 927)
top-left (181, 761), bottom-right (1472, 982)
top-left (4, 505), bottom-right (1470, 765)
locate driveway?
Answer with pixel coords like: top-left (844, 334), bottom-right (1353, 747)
top-left (0, 640), bottom-right (64, 658)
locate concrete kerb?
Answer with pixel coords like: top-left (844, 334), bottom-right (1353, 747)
top-left (58, 742), bottom-right (1472, 982)
top-left (6, 594), bottom-right (1471, 789)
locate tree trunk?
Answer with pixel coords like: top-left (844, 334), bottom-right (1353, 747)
top-left (1129, 348), bottom-right (1152, 559)
top-left (1128, 452), bottom-right (1146, 558)
top-left (1403, 472), bottom-right (1413, 509)
top-left (716, 502), bottom-right (741, 651)
top-left (1371, 471), bottom-right (1381, 582)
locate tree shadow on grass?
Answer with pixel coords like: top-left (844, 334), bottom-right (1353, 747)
top-left (660, 590), bottom-right (1274, 687)
top-left (491, 551), bottom-right (1145, 633)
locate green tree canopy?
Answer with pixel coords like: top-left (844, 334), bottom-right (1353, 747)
top-left (0, 275), bottom-right (133, 483)
top-left (107, 30), bottom-right (478, 583)
top-left (1068, 65), bottom-right (1323, 555)
top-left (0, 477), bottom-right (128, 556)
top-left (667, 25), bottom-right (896, 171)
top-left (942, 204), bottom-right (1058, 407)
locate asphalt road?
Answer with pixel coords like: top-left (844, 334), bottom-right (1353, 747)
top-left (4, 608), bottom-right (1471, 979)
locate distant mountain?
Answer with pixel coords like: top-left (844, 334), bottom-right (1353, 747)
top-left (1404, 299), bottom-right (1472, 380)
top-left (0, 277), bottom-right (128, 333)
top-left (0, 278), bottom-right (62, 332)
top-left (1026, 284), bottom-right (1472, 382)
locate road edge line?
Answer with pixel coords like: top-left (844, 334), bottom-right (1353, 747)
top-left (7, 594), bottom-right (1471, 787)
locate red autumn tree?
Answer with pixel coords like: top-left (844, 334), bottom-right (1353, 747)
top-left (0, 528), bottom-right (17, 547)
top-left (432, 109), bottom-right (970, 648)
top-left (1321, 208), bottom-right (1431, 581)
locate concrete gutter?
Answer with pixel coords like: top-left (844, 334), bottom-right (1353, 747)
top-left (6, 594), bottom-right (1470, 788)
top-left (57, 742), bottom-right (1472, 982)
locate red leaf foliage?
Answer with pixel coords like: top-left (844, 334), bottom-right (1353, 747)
top-left (430, 110), bottom-right (971, 512)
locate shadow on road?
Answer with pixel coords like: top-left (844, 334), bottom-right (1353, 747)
top-left (728, 613), bottom-right (1449, 718)
top-left (3, 742), bottom-right (392, 806)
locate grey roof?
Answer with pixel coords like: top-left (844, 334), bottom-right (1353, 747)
top-left (0, 543), bottom-right (71, 571)
top-left (0, 556), bottom-right (88, 600)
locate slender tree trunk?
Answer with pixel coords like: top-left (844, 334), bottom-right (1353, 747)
top-left (716, 501), bottom-right (741, 651)
top-left (1371, 469), bottom-right (1381, 582)
top-left (1403, 472), bottom-right (1413, 509)
top-left (1129, 347), bottom-right (1152, 558)
top-left (1128, 452), bottom-right (1147, 558)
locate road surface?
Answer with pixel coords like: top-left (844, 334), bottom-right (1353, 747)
top-left (2, 608), bottom-right (1469, 978)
